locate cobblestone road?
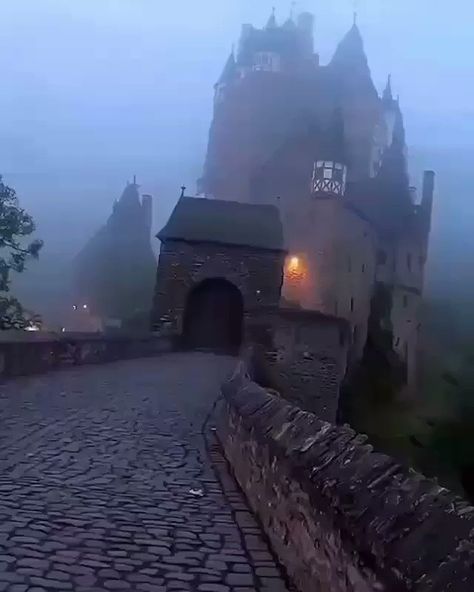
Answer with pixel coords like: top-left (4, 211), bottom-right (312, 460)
top-left (0, 353), bottom-right (289, 592)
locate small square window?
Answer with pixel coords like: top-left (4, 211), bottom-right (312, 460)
top-left (335, 163), bottom-right (343, 170)
top-left (323, 169), bottom-right (332, 179)
top-left (324, 161), bottom-right (333, 167)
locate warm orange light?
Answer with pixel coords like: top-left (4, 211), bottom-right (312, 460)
top-left (289, 256), bottom-right (300, 270)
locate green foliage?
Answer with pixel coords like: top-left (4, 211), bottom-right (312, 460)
top-left (0, 176), bottom-right (43, 329)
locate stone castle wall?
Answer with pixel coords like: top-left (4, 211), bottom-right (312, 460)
top-left (151, 239), bottom-right (285, 332)
top-left (282, 200), bottom-right (376, 361)
top-left (0, 332), bottom-right (175, 379)
top-left (218, 364), bottom-right (474, 592)
top-left (245, 307), bottom-right (349, 422)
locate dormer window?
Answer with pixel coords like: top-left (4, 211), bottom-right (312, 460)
top-left (312, 160), bottom-right (347, 197)
top-left (253, 51), bottom-right (281, 72)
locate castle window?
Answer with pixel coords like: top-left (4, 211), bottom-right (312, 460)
top-left (312, 161), bottom-right (347, 197)
top-left (377, 250), bottom-right (387, 265)
top-left (362, 263), bottom-right (366, 273)
top-left (253, 51), bottom-right (281, 72)
top-left (403, 294), bottom-right (408, 308)
top-left (407, 253), bottom-right (412, 271)
top-left (350, 297), bottom-right (354, 312)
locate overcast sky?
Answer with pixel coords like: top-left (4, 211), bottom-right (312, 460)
top-left (0, 0), bottom-right (473, 299)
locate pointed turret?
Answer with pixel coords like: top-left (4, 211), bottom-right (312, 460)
top-left (330, 22), bottom-right (368, 72)
top-left (266, 7), bottom-right (277, 29)
top-left (214, 49), bottom-right (236, 104)
top-left (377, 105), bottom-right (411, 208)
top-left (217, 49), bottom-right (236, 85)
top-left (118, 179), bottom-right (140, 207)
top-left (382, 74), bottom-right (393, 104)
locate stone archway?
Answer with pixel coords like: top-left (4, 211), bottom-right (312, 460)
top-left (182, 278), bottom-right (244, 353)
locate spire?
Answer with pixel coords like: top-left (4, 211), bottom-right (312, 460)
top-left (377, 106), bottom-right (410, 206)
top-left (330, 20), bottom-right (368, 72)
top-left (266, 7), bottom-right (277, 29)
top-left (283, 2), bottom-right (296, 28)
top-left (120, 180), bottom-right (140, 203)
top-left (382, 74), bottom-right (393, 104)
top-left (217, 49), bottom-right (236, 85)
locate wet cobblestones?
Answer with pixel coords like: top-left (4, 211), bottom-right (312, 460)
top-left (0, 353), bottom-right (289, 591)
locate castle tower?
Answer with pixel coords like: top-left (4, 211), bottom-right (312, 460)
top-left (73, 180), bottom-right (156, 326)
top-left (199, 11), bottom-right (320, 201)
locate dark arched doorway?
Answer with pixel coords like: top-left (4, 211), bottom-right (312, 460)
top-left (182, 278), bottom-right (243, 353)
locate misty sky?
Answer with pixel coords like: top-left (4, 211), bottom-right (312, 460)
top-left (1, 0), bottom-right (474, 303)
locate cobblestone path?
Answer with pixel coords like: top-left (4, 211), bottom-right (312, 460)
top-left (0, 353), bottom-right (289, 592)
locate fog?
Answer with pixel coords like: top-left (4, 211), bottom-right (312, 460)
top-left (0, 0), bottom-right (473, 316)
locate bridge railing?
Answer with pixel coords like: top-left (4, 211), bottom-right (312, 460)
top-left (218, 362), bottom-right (474, 592)
top-left (0, 332), bottom-right (178, 379)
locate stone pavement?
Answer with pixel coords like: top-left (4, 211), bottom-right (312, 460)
top-left (0, 353), bottom-right (290, 592)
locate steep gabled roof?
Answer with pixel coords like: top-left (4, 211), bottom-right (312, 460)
top-left (217, 50), bottom-right (236, 85)
top-left (330, 22), bottom-right (371, 77)
top-left (158, 196), bottom-right (286, 252)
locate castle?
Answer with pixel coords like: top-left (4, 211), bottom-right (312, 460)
top-left (195, 10), bottom-right (434, 386)
top-left (73, 180), bottom-right (156, 330)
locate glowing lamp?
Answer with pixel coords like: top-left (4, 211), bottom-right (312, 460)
top-left (289, 256), bottom-right (300, 270)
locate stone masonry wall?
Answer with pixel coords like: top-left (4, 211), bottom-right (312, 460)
top-left (245, 307), bottom-right (349, 422)
top-left (218, 364), bottom-right (474, 592)
top-left (0, 333), bottom-right (175, 379)
top-left (151, 239), bottom-right (285, 332)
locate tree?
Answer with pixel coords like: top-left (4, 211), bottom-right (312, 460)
top-left (0, 176), bottom-right (43, 329)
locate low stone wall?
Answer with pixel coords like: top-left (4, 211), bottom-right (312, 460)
top-left (218, 363), bottom-right (474, 592)
top-left (0, 332), bottom-right (176, 379)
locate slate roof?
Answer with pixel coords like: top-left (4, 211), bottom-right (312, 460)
top-left (158, 196), bottom-right (286, 252)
